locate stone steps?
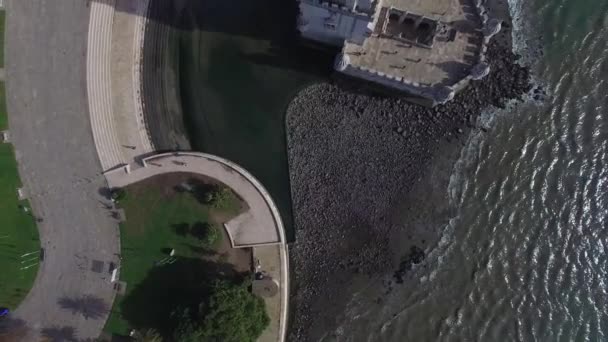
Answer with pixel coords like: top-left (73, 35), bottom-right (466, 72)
top-left (87, 0), bottom-right (127, 170)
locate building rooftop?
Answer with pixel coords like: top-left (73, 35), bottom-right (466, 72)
top-left (343, 0), bottom-right (483, 88)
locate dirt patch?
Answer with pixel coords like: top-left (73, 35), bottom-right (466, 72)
top-left (204, 227), bottom-right (252, 274)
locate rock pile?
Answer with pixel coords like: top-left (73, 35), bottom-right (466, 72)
top-left (286, 37), bottom-right (532, 341)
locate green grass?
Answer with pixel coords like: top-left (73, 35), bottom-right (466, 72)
top-left (0, 83), bottom-right (6, 130)
top-left (0, 80), bottom-right (40, 310)
top-left (104, 185), bottom-right (239, 336)
top-left (0, 10), bottom-right (5, 68)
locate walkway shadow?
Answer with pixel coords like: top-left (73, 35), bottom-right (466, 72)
top-left (107, 0), bottom-right (327, 242)
top-left (112, 0), bottom-right (335, 76)
top-left (119, 257), bottom-right (244, 337)
top-left (57, 295), bottom-right (109, 320)
top-left (98, 187), bottom-right (113, 200)
top-left (241, 44), bottom-right (337, 77)
top-left (0, 317), bottom-right (28, 341)
top-left (40, 326), bottom-right (78, 342)
top-left (112, 0), bottom-right (296, 38)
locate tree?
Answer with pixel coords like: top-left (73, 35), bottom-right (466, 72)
top-left (174, 281), bottom-right (269, 342)
top-left (200, 185), bottom-right (232, 209)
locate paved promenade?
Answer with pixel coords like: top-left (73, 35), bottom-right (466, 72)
top-left (6, 0), bottom-right (120, 339)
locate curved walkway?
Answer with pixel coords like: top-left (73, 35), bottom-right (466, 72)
top-left (105, 153), bottom-right (289, 341)
top-left (6, 0), bottom-right (120, 339)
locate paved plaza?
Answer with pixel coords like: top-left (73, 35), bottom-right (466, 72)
top-left (6, 0), bottom-right (120, 339)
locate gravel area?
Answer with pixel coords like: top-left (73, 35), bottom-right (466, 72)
top-left (286, 26), bottom-right (534, 341)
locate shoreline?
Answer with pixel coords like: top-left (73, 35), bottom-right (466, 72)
top-left (286, 0), bottom-right (533, 339)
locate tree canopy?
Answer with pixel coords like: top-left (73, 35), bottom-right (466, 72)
top-left (174, 280), bottom-right (269, 342)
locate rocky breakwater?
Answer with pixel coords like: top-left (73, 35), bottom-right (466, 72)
top-left (286, 35), bottom-right (533, 340)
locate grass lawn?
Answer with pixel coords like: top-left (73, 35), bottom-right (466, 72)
top-left (104, 179), bottom-right (243, 336)
top-left (0, 81), bottom-right (40, 310)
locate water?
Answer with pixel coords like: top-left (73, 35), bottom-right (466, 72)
top-left (336, 0), bottom-right (608, 340)
top-left (174, 0), bottom-right (334, 241)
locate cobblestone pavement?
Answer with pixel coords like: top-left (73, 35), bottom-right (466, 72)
top-left (6, 0), bottom-right (120, 339)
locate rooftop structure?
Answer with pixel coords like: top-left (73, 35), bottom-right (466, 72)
top-left (298, 0), bottom-right (501, 106)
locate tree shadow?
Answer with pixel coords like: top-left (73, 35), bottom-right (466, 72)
top-left (182, 243), bottom-right (216, 256)
top-left (171, 223), bottom-right (190, 237)
top-left (119, 257), bottom-right (245, 337)
top-left (57, 295), bottom-right (109, 320)
top-left (172, 221), bottom-right (216, 244)
top-left (97, 187), bottom-right (113, 200)
top-left (113, 0), bottom-right (298, 39)
top-left (40, 326), bottom-right (78, 342)
top-left (0, 317), bottom-right (28, 341)
top-left (190, 222), bottom-right (211, 240)
top-left (186, 179), bottom-right (216, 205)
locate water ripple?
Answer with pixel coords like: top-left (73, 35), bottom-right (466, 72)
top-left (334, 0), bottom-right (608, 340)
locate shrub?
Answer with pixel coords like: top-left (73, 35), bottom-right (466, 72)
top-left (133, 329), bottom-right (163, 342)
top-left (174, 280), bottom-right (269, 342)
top-left (189, 222), bottom-right (221, 248)
top-left (200, 185), bottom-right (232, 209)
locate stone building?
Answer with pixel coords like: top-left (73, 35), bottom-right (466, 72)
top-left (297, 0), bottom-right (501, 106)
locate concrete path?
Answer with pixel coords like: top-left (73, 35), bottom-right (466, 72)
top-left (5, 0), bottom-right (120, 340)
top-left (255, 245), bottom-right (289, 342)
